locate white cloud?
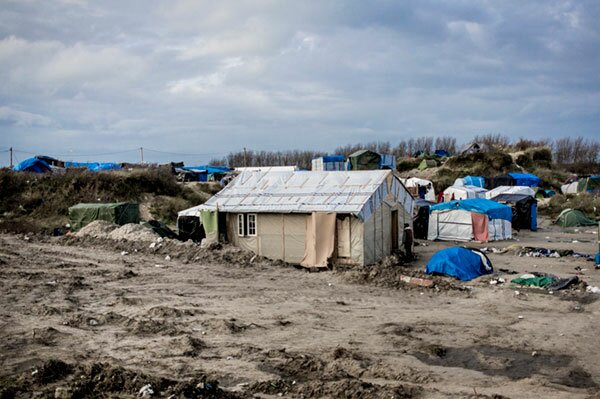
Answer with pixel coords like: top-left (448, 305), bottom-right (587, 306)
top-left (0, 106), bottom-right (52, 127)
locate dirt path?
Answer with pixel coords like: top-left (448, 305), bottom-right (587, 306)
top-left (0, 222), bottom-right (599, 398)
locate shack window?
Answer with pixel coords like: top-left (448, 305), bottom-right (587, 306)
top-left (247, 214), bottom-right (257, 236)
top-left (237, 214), bottom-right (245, 236)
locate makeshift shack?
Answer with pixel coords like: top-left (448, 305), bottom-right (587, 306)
top-left (68, 202), bottom-right (139, 231)
top-left (485, 186), bottom-right (535, 200)
top-left (181, 165), bottom-right (231, 182)
top-left (491, 193), bottom-right (537, 231)
top-left (428, 198), bottom-right (512, 242)
top-left (177, 205), bottom-right (206, 242)
top-left (413, 199), bottom-right (434, 240)
top-left (195, 170), bottom-right (414, 267)
top-left (311, 155), bottom-right (347, 171)
top-left (508, 173), bottom-right (541, 187)
top-left (403, 177), bottom-right (436, 202)
top-left (12, 157), bottom-right (52, 173)
top-left (460, 142), bottom-right (489, 155)
top-left (380, 154), bottom-right (396, 170)
top-left (426, 247), bottom-right (493, 281)
top-left (347, 150), bottom-right (382, 171)
top-left (555, 209), bottom-right (598, 227)
top-left (443, 185), bottom-right (487, 202)
top-left (462, 176), bottom-right (485, 188)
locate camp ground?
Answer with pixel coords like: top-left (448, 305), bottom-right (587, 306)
top-left (190, 170), bottom-right (413, 267)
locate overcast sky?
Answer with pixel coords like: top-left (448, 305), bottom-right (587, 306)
top-left (1, 0), bottom-right (599, 166)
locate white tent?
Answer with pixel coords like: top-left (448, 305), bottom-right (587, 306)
top-left (403, 177), bottom-right (436, 202)
top-left (561, 182), bottom-right (579, 195)
top-left (443, 185), bottom-right (487, 202)
top-left (428, 199), bottom-right (512, 242)
top-left (485, 186), bottom-right (535, 199)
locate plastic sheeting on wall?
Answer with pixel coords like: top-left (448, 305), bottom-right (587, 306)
top-left (200, 209), bottom-right (218, 244)
top-left (301, 212), bottom-right (336, 268)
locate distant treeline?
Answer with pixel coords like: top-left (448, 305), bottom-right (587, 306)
top-left (210, 134), bottom-right (599, 170)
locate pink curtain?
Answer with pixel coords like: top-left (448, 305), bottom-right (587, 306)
top-left (471, 212), bottom-right (489, 242)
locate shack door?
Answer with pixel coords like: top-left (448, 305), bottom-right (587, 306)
top-left (391, 210), bottom-right (399, 251)
top-left (337, 216), bottom-right (351, 258)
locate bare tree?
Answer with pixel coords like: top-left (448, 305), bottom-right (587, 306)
top-left (473, 134), bottom-right (510, 150)
top-left (434, 136), bottom-right (457, 154)
top-left (554, 137), bottom-right (600, 164)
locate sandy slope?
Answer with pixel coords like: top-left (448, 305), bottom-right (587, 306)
top-left (0, 217), bottom-right (598, 398)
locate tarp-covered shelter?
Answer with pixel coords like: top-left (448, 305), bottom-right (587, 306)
top-left (413, 199), bottom-right (434, 240)
top-left (403, 177), bottom-right (436, 202)
top-left (507, 173), bottom-right (541, 187)
top-left (426, 247), bottom-right (493, 281)
top-left (181, 164), bottom-right (232, 182)
top-left (555, 209), bottom-right (598, 227)
top-left (443, 185), bottom-right (487, 202)
top-left (463, 176), bottom-right (485, 188)
top-left (177, 205), bottom-right (206, 242)
top-left (485, 186), bottom-right (536, 200)
top-left (485, 175), bottom-right (516, 190)
top-left (461, 142), bottom-right (489, 155)
top-left (68, 202), bottom-right (139, 231)
top-left (491, 194), bottom-right (537, 231)
top-left (380, 154), bottom-right (396, 170)
top-left (418, 159), bottom-right (437, 170)
top-left (196, 170), bottom-right (414, 267)
top-left (428, 198), bottom-right (512, 242)
top-left (65, 161), bottom-right (122, 172)
top-left (561, 182), bottom-right (579, 195)
top-left (348, 150), bottom-right (382, 171)
top-left (312, 155), bottom-right (346, 171)
top-left (434, 149), bottom-right (450, 157)
top-left (12, 157), bottom-right (52, 173)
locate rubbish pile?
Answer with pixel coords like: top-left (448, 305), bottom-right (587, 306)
top-left (481, 246), bottom-right (595, 261)
top-left (511, 272), bottom-right (580, 291)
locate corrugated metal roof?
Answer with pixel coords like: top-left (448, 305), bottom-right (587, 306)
top-left (202, 170), bottom-right (398, 215)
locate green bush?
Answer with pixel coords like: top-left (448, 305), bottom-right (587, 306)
top-left (516, 153), bottom-right (533, 169)
top-left (545, 193), bottom-right (600, 218)
top-left (531, 148), bottom-right (552, 168)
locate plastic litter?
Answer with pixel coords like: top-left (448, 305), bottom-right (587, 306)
top-left (138, 384), bottom-right (154, 397)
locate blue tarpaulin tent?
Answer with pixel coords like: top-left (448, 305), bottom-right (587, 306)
top-left (65, 161), bottom-right (122, 172)
top-left (182, 165), bottom-right (231, 182)
top-left (12, 157), bottom-right (52, 173)
top-left (508, 173), bottom-right (541, 187)
top-left (430, 198), bottom-right (513, 221)
top-left (426, 247), bottom-right (493, 281)
top-left (463, 175), bottom-right (485, 188)
top-left (434, 149), bottom-right (450, 157)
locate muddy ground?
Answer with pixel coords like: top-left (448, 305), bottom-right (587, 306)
top-left (0, 216), bottom-right (599, 398)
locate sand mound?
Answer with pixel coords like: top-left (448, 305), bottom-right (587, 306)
top-left (107, 223), bottom-right (159, 242)
top-left (75, 220), bottom-right (118, 238)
